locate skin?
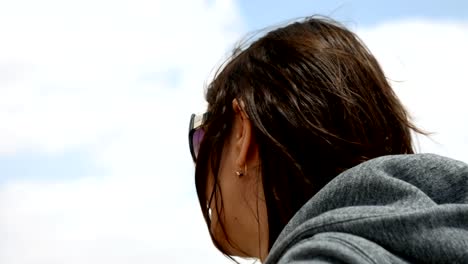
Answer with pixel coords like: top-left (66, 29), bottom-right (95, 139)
top-left (206, 99), bottom-right (269, 261)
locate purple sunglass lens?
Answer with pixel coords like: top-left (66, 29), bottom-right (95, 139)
top-left (192, 128), bottom-right (205, 159)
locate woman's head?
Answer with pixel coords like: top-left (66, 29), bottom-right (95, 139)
top-left (191, 17), bottom-right (422, 261)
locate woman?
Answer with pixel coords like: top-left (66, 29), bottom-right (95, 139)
top-left (188, 17), bottom-right (468, 263)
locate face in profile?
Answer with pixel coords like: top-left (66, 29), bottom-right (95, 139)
top-left (191, 100), bottom-right (269, 260)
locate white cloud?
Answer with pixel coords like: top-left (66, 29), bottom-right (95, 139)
top-left (0, 0), bottom-right (240, 154)
top-left (0, 179), bottom-right (233, 264)
top-left (0, 0), bottom-right (245, 263)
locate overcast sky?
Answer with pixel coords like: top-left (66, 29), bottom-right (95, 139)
top-left (0, 0), bottom-right (467, 263)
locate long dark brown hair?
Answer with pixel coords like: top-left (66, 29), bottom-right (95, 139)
top-left (194, 16), bottom-right (424, 258)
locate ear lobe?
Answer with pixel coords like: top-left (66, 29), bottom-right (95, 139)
top-left (232, 99), bottom-right (252, 169)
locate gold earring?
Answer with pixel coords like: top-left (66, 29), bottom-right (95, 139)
top-left (236, 164), bottom-right (247, 177)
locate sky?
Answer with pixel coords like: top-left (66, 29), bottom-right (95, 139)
top-left (0, 0), bottom-right (467, 263)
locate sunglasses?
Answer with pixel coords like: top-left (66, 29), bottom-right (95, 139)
top-left (188, 112), bottom-right (209, 162)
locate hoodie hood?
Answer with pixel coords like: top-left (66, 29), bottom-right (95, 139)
top-left (265, 154), bottom-right (468, 264)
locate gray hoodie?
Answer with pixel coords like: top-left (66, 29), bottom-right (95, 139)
top-left (265, 154), bottom-right (468, 264)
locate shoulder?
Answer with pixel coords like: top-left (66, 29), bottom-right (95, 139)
top-left (272, 232), bottom-right (406, 264)
top-left (343, 153), bottom-right (468, 204)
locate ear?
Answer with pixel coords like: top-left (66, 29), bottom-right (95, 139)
top-left (232, 99), bottom-right (255, 170)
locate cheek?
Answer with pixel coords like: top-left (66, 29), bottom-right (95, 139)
top-left (218, 181), bottom-right (255, 250)
top-left (205, 170), bottom-right (228, 241)
top-left (208, 167), bottom-right (246, 252)
top-left (207, 143), bottom-right (256, 255)
top-left (209, 192), bottom-right (237, 255)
